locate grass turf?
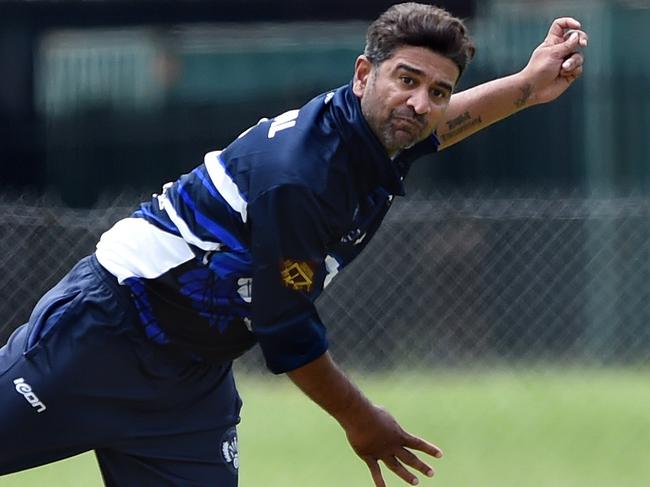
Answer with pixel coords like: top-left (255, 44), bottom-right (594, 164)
top-left (2, 367), bottom-right (648, 487)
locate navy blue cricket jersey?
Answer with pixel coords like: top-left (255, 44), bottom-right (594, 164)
top-left (96, 83), bottom-right (439, 374)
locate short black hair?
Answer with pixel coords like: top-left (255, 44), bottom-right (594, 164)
top-left (364, 2), bottom-right (475, 77)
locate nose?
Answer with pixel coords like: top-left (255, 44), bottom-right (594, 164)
top-left (407, 88), bottom-right (431, 115)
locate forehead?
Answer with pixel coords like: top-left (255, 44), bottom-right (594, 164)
top-left (380, 45), bottom-right (459, 86)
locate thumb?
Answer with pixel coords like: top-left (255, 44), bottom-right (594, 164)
top-left (553, 31), bottom-right (580, 56)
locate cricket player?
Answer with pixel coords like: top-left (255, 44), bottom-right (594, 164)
top-left (0, 3), bottom-right (587, 486)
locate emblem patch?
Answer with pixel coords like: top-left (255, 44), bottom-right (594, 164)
top-left (280, 259), bottom-right (314, 292)
top-left (220, 427), bottom-right (239, 474)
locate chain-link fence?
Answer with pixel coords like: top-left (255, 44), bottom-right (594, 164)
top-left (1, 190), bottom-right (648, 370)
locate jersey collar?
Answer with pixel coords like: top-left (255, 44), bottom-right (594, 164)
top-left (328, 83), bottom-right (440, 196)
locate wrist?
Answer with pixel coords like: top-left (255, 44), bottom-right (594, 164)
top-left (335, 389), bottom-right (375, 431)
top-left (511, 70), bottom-right (538, 109)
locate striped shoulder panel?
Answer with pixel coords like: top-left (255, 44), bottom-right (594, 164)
top-left (203, 150), bottom-right (248, 223)
top-left (152, 156), bottom-right (249, 253)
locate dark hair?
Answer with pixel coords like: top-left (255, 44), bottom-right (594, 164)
top-left (364, 2), bottom-right (475, 76)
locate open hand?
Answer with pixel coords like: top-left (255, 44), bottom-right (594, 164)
top-left (345, 404), bottom-right (443, 487)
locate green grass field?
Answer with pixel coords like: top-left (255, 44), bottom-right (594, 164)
top-left (3, 368), bottom-right (648, 487)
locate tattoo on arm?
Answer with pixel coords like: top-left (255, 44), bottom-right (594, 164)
top-left (514, 83), bottom-right (533, 108)
top-left (440, 83), bottom-right (532, 144)
top-left (446, 111), bottom-right (471, 130)
top-left (440, 112), bottom-right (482, 142)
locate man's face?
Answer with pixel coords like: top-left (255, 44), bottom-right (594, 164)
top-left (353, 46), bottom-right (459, 156)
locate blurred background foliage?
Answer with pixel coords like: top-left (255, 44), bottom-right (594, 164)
top-left (1, 0), bottom-right (648, 207)
top-left (0, 2), bottom-right (649, 486)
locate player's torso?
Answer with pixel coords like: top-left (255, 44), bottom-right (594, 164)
top-left (96, 84), bottom-right (408, 363)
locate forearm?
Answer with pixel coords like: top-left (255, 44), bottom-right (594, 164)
top-left (288, 352), bottom-right (443, 487)
top-left (287, 351), bottom-right (372, 430)
top-left (437, 71), bottom-right (536, 150)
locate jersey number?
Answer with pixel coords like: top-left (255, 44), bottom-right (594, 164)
top-left (268, 109), bottom-right (299, 138)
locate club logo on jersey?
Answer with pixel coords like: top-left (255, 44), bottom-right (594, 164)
top-left (280, 259), bottom-right (314, 292)
top-left (220, 427), bottom-right (239, 474)
top-left (13, 378), bottom-right (47, 413)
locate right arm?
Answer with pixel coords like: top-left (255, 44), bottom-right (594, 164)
top-left (288, 351), bottom-right (443, 487)
top-left (248, 185), bottom-right (442, 486)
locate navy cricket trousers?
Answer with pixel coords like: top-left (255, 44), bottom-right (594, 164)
top-left (0, 255), bottom-right (241, 486)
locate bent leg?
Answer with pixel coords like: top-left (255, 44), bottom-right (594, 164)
top-left (0, 323), bottom-right (94, 473)
top-left (96, 425), bottom-right (239, 487)
top-left (0, 255), bottom-right (243, 485)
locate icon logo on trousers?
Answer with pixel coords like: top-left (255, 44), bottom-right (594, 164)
top-left (220, 427), bottom-right (239, 474)
top-left (13, 378), bottom-right (47, 413)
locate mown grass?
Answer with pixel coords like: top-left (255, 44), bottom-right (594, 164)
top-left (3, 367), bottom-right (649, 487)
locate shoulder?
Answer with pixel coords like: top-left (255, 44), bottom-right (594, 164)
top-left (221, 92), bottom-right (351, 202)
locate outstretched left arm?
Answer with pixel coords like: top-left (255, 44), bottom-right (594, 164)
top-left (437, 17), bottom-right (588, 150)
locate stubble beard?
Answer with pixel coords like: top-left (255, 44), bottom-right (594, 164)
top-left (386, 111), bottom-right (426, 152)
top-left (361, 87), bottom-right (427, 155)
top-left (362, 100), bottom-right (423, 155)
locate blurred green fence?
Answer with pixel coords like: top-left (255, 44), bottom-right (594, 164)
top-left (2, 0), bottom-right (649, 372)
top-left (30, 0), bottom-right (650, 206)
top-left (479, 0), bottom-right (650, 190)
top-left (1, 190), bottom-right (648, 368)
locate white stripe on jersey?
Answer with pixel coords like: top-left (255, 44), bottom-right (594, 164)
top-left (204, 150), bottom-right (248, 223)
top-left (158, 188), bottom-right (224, 252)
top-left (96, 217), bottom-right (195, 283)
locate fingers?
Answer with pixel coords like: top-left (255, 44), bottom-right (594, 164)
top-left (559, 31), bottom-right (581, 55)
top-left (546, 30), bottom-right (588, 66)
top-left (571, 66), bottom-right (583, 80)
top-left (561, 52), bottom-right (584, 73)
top-left (365, 458), bottom-right (386, 487)
top-left (403, 431), bottom-right (444, 458)
top-left (545, 17), bottom-right (582, 45)
top-left (560, 65), bottom-right (583, 85)
top-left (564, 29), bottom-right (589, 48)
top-left (363, 434), bottom-right (443, 487)
top-left (380, 447), bottom-right (439, 486)
top-left (560, 49), bottom-right (585, 85)
top-left (384, 455), bottom-right (421, 486)
top-left (396, 447), bottom-right (435, 478)
top-left (366, 454), bottom-right (428, 487)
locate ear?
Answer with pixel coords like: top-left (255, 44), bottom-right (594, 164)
top-left (353, 55), bottom-right (373, 97)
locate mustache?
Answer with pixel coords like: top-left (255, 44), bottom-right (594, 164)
top-left (390, 108), bottom-right (426, 129)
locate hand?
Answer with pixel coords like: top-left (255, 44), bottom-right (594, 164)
top-left (344, 404), bottom-right (443, 487)
top-left (521, 17), bottom-right (588, 105)
top-left (287, 353), bottom-right (442, 486)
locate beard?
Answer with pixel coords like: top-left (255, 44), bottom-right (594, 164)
top-left (362, 95), bottom-right (429, 154)
top-left (382, 107), bottom-right (428, 151)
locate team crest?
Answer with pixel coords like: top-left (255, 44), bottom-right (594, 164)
top-left (281, 259), bottom-right (314, 292)
top-left (220, 427), bottom-right (239, 474)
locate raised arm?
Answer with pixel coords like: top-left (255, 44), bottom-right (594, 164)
top-left (288, 352), bottom-right (443, 487)
top-left (436, 17), bottom-right (588, 150)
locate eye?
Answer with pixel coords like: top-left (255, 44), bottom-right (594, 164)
top-left (430, 88), bottom-right (448, 99)
top-left (399, 76), bottom-right (415, 87)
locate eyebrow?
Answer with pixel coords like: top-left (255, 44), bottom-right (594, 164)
top-left (395, 63), bottom-right (454, 94)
